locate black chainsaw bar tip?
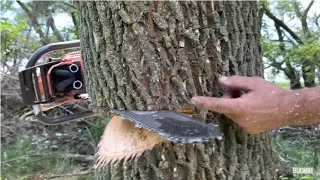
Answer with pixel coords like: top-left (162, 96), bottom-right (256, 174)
top-left (111, 110), bottom-right (223, 143)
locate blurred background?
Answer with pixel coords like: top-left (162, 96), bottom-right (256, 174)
top-left (1, 0), bottom-right (319, 179)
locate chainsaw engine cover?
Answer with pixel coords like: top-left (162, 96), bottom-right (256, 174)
top-left (19, 51), bottom-right (86, 105)
top-left (111, 110), bottom-right (222, 143)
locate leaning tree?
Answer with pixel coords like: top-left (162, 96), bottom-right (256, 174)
top-left (77, 1), bottom-right (276, 179)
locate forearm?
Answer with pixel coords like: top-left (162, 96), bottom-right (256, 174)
top-left (287, 86), bottom-right (320, 126)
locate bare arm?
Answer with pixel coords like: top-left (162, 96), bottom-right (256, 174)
top-left (190, 76), bottom-right (320, 134)
top-left (288, 86), bottom-right (320, 126)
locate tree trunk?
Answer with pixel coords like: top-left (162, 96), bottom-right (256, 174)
top-left (78, 1), bottom-right (276, 179)
top-left (290, 79), bottom-right (303, 89)
top-left (282, 63), bottom-right (302, 89)
top-left (317, 67), bottom-right (320, 84)
top-left (302, 64), bottom-right (316, 88)
top-left (288, 74), bottom-right (302, 90)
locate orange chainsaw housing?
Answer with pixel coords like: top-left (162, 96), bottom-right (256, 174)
top-left (38, 51), bottom-right (86, 99)
top-left (19, 40), bottom-right (96, 124)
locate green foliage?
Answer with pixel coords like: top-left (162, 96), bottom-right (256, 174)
top-left (261, 37), bottom-right (285, 59)
top-left (1, 0), bottom-right (15, 12)
top-left (0, 18), bottom-right (27, 61)
top-left (1, 1), bottom-right (79, 64)
top-left (88, 116), bottom-right (112, 141)
top-left (275, 0), bottom-right (296, 19)
top-left (288, 38), bottom-right (320, 66)
top-left (299, 175), bottom-right (313, 180)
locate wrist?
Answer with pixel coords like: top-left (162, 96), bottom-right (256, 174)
top-left (284, 88), bottom-right (318, 126)
top-left (281, 89), bottom-right (304, 126)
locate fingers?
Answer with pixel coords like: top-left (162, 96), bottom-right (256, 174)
top-left (222, 93), bottom-right (232, 99)
top-left (219, 75), bottom-right (262, 91)
top-left (222, 89), bottom-right (243, 99)
top-left (191, 96), bottom-right (239, 114)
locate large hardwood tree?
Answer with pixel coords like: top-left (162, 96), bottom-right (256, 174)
top-left (78, 1), bottom-right (276, 179)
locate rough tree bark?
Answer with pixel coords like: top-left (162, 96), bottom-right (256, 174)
top-left (78, 1), bottom-right (276, 179)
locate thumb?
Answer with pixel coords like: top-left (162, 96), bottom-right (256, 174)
top-left (219, 75), bottom-right (259, 91)
top-left (191, 96), bottom-right (238, 114)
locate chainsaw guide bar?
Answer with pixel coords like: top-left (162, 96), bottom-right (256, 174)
top-left (111, 110), bottom-right (222, 143)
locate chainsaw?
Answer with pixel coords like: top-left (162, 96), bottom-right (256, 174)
top-left (19, 40), bottom-right (222, 143)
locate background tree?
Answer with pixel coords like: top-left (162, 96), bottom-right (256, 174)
top-left (260, 2), bottom-right (320, 178)
top-left (1, 1), bottom-right (98, 179)
top-left (260, 0), bottom-right (320, 89)
top-left (77, 1), bottom-right (277, 179)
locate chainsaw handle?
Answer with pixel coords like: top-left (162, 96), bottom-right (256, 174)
top-left (26, 40), bottom-right (80, 68)
top-left (35, 110), bottom-right (96, 125)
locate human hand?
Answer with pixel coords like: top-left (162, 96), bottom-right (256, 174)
top-left (190, 76), bottom-right (296, 134)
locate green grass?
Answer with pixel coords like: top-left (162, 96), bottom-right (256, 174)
top-left (1, 139), bottom-right (78, 179)
top-left (275, 81), bottom-right (319, 88)
top-left (275, 81), bottom-right (290, 87)
top-left (1, 117), bottom-right (111, 180)
top-left (273, 135), bottom-right (320, 179)
top-left (87, 116), bottom-right (112, 141)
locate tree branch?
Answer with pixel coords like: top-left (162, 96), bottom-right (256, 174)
top-left (282, 31), bottom-right (298, 46)
top-left (263, 3), bottom-right (303, 45)
top-left (19, 110), bottom-right (34, 121)
top-left (274, 22), bottom-right (287, 57)
top-left (16, 1), bottom-right (32, 17)
top-left (315, 14), bottom-right (320, 27)
top-left (0, 71), bottom-right (19, 81)
top-left (273, 18), bottom-right (297, 79)
top-left (293, 1), bottom-right (303, 20)
top-left (17, 0), bottom-right (47, 45)
top-left (47, 13), bottom-right (65, 42)
top-left (264, 56), bottom-right (285, 72)
top-left (293, 0), bottom-right (314, 35)
top-left (61, 1), bottom-right (76, 9)
top-left (70, 10), bottom-right (79, 39)
top-left (275, 23), bottom-right (283, 42)
top-left (268, 39), bottom-right (293, 43)
top-left (46, 171), bottom-right (93, 179)
top-left (304, 0), bottom-right (315, 18)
